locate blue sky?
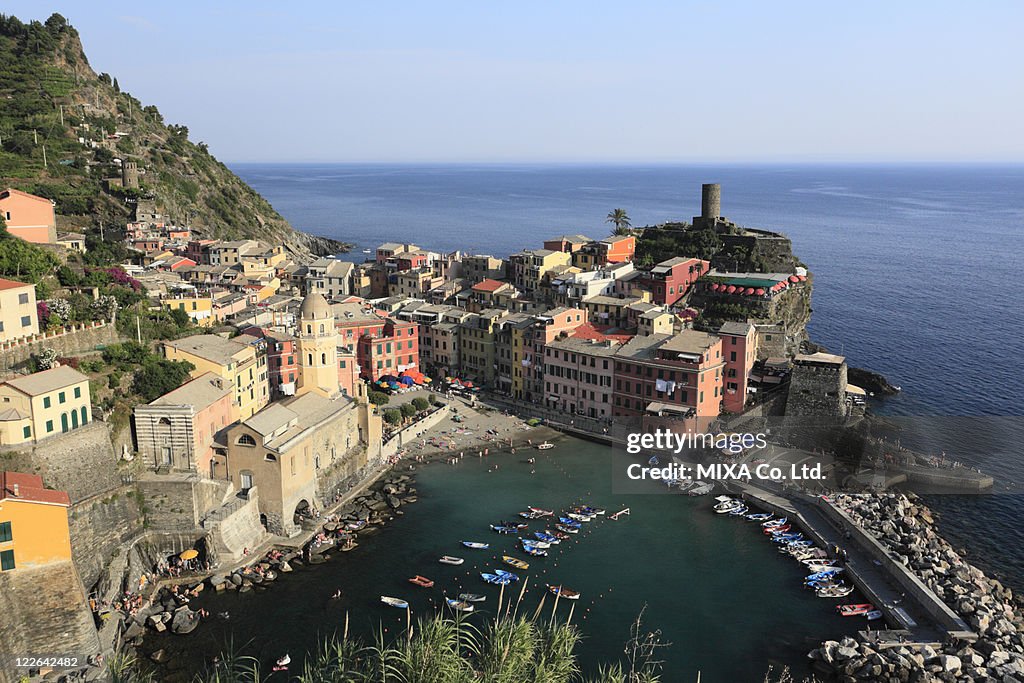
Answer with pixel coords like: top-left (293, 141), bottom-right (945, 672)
top-left (8, 2), bottom-right (1023, 163)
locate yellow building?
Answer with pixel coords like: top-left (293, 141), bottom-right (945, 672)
top-left (0, 366), bottom-right (91, 447)
top-left (295, 293), bottom-right (342, 398)
top-left (0, 471), bottom-right (72, 571)
top-left (163, 334), bottom-right (269, 420)
top-left (162, 294), bottom-right (215, 327)
top-left (0, 278), bottom-right (39, 343)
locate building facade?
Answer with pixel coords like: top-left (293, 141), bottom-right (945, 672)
top-left (0, 366), bottom-right (91, 447)
top-left (0, 278), bottom-right (39, 343)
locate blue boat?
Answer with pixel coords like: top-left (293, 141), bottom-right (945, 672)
top-left (462, 541), bottom-right (490, 549)
top-left (490, 525), bottom-right (518, 534)
top-left (522, 546), bottom-right (548, 557)
top-left (534, 531), bottom-right (558, 544)
top-left (481, 572), bottom-right (512, 585)
top-left (804, 570), bottom-right (841, 583)
top-left (558, 517), bottom-right (581, 528)
top-left (494, 569), bottom-right (520, 582)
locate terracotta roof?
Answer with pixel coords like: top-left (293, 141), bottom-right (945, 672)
top-left (0, 471), bottom-right (70, 506)
top-left (569, 322), bottom-right (633, 344)
top-left (472, 278), bottom-right (508, 293)
top-left (0, 277), bottom-right (32, 291)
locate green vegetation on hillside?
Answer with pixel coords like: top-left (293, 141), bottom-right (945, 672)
top-left (0, 12), bottom-right (344, 256)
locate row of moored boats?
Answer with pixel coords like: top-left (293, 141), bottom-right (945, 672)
top-left (712, 496), bottom-right (882, 621)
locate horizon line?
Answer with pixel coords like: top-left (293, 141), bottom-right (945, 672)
top-left (223, 159), bottom-right (1024, 167)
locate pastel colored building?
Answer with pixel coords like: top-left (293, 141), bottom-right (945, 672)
top-left (357, 317), bottom-right (419, 381)
top-left (222, 392), bottom-right (380, 535)
top-left (0, 366), bottom-right (91, 447)
top-left (508, 249), bottom-right (572, 295)
top-left (0, 278), bottom-right (39, 343)
top-left (640, 257), bottom-right (710, 306)
top-left (162, 293), bottom-right (214, 326)
top-left (719, 321), bottom-right (758, 414)
top-left (0, 472), bottom-right (72, 571)
top-left (572, 235), bottom-right (635, 269)
top-left (241, 327), bottom-right (299, 398)
top-left (612, 330), bottom-right (724, 419)
top-left (518, 307), bottom-right (589, 401)
top-left (305, 257), bottom-right (353, 300)
top-left (543, 334), bottom-right (621, 418)
top-left (0, 188), bottom-right (57, 244)
top-left (467, 278), bottom-right (519, 312)
top-left (163, 334), bottom-right (269, 420)
top-left (376, 242), bottom-right (420, 265)
top-left (133, 372), bottom-right (234, 477)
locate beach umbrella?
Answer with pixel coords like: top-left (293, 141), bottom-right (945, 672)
top-left (755, 288), bottom-right (765, 296)
top-left (789, 275), bottom-right (800, 283)
top-left (798, 274), bottom-right (807, 281)
top-left (726, 286), bottom-right (737, 294)
top-left (179, 549), bottom-right (199, 561)
top-left (744, 288), bottom-right (755, 295)
top-left (400, 376), bottom-right (414, 385)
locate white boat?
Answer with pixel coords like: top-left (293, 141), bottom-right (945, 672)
top-left (688, 482), bottom-right (713, 496)
top-left (462, 541), bottom-right (489, 549)
top-left (439, 556), bottom-right (465, 565)
top-left (537, 442), bottom-right (554, 450)
top-left (381, 596), bottom-right (409, 609)
top-left (446, 598), bottom-right (474, 613)
top-left (362, 248), bottom-right (372, 254)
top-left (727, 506), bottom-right (749, 516)
top-left (458, 593), bottom-right (486, 602)
top-left (866, 610), bottom-right (884, 621)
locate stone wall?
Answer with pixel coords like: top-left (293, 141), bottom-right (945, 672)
top-left (0, 421), bottom-right (122, 503)
top-left (69, 486), bottom-right (144, 591)
top-left (785, 359), bottom-right (848, 419)
top-left (380, 404), bottom-right (451, 460)
top-left (0, 321), bottom-right (120, 372)
top-left (205, 491), bottom-right (267, 562)
top-left (136, 476), bottom-right (230, 532)
top-left (719, 230), bottom-right (795, 272)
top-left (0, 563), bottom-right (102, 683)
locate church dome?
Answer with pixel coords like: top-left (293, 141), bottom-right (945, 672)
top-left (299, 292), bottom-right (332, 320)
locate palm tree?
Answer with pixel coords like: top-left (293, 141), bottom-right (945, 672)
top-left (606, 209), bottom-right (632, 235)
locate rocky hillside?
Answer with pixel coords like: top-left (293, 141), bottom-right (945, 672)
top-left (0, 13), bottom-right (347, 258)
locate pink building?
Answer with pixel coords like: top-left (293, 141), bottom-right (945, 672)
top-left (718, 321), bottom-right (757, 414)
top-left (640, 257), bottom-right (710, 306)
top-left (543, 328), bottom-right (626, 418)
top-left (0, 188), bottom-right (57, 244)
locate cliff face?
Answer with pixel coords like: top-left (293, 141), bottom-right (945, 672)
top-left (0, 13), bottom-right (347, 259)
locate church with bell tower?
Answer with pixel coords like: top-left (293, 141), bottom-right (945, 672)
top-left (296, 292), bottom-right (342, 398)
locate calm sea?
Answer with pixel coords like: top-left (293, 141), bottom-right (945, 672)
top-left (219, 163), bottom-right (1023, 674)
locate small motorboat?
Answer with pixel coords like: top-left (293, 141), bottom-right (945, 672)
top-left (462, 541), bottom-right (490, 549)
top-left (273, 654), bottom-right (290, 672)
top-left (745, 513), bottom-right (773, 522)
top-left (805, 570), bottom-right (843, 583)
top-left (557, 517), bottom-right (581, 528)
top-left (361, 248), bottom-right (372, 254)
top-left (503, 556), bottom-right (529, 570)
top-left (648, 455), bottom-right (659, 465)
top-left (837, 603), bottom-right (874, 617)
top-left (816, 583), bottom-right (854, 598)
top-left (500, 521), bottom-right (530, 530)
top-left (554, 524), bottom-right (578, 535)
top-left (491, 524), bottom-right (519, 534)
top-left (801, 558), bottom-right (838, 567)
top-left (727, 506), bottom-right (749, 516)
top-left (381, 596), bottom-right (409, 609)
top-left (547, 584), bottom-right (580, 600)
top-left (764, 524), bottom-right (791, 535)
top-left (534, 531), bottom-right (559, 544)
top-left (522, 546), bottom-right (548, 557)
top-left (494, 569), bottom-right (519, 582)
top-left (537, 442), bottom-right (554, 450)
top-left (567, 512), bottom-right (593, 522)
top-left (528, 507), bottom-right (554, 516)
top-left (865, 610), bottom-right (884, 621)
top-left (439, 556), bottom-right (465, 565)
top-left (409, 575), bottom-right (434, 588)
top-left (688, 482), bottom-right (714, 496)
top-left (521, 538), bottom-right (550, 549)
top-left (548, 529), bottom-right (571, 540)
top-left (458, 593), bottom-right (486, 602)
top-left (575, 506), bottom-right (604, 516)
top-left (481, 572), bottom-right (512, 585)
top-left (762, 517), bottom-right (787, 528)
top-left (805, 562), bottom-right (840, 573)
top-left (446, 598), bottom-right (474, 613)
top-left (344, 520), bottom-right (368, 531)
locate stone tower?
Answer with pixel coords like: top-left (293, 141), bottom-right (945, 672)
top-left (121, 161), bottom-right (139, 189)
top-left (296, 292), bottom-right (341, 398)
top-left (701, 183), bottom-right (721, 220)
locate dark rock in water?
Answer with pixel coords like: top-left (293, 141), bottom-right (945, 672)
top-left (170, 608), bottom-right (200, 634)
top-left (309, 553), bottom-right (326, 564)
top-left (230, 573), bottom-right (243, 586)
top-left (149, 649), bottom-right (168, 663)
top-left (848, 366), bottom-right (900, 396)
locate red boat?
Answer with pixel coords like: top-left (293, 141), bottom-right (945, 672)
top-left (764, 524), bottom-right (791, 535)
top-left (837, 603), bottom-right (874, 617)
top-left (409, 575), bottom-right (434, 588)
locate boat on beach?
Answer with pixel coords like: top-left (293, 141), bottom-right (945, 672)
top-left (462, 541), bottom-right (490, 549)
top-left (381, 596), bottom-right (409, 609)
top-left (409, 575), bottom-right (435, 588)
top-left (439, 556), bottom-right (464, 565)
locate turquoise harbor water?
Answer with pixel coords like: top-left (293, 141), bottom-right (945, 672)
top-left (149, 438), bottom-right (853, 680)
top-left (233, 163), bottom-right (1024, 589)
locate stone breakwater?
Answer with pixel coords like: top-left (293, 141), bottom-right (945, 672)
top-left (809, 492), bottom-right (1024, 682)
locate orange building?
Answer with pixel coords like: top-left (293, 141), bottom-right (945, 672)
top-left (0, 471), bottom-right (72, 571)
top-left (0, 188), bottom-right (57, 244)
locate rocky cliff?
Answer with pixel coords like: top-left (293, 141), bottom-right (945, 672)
top-left (0, 13), bottom-right (348, 259)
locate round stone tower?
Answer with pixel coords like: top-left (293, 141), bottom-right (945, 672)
top-left (121, 161), bottom-right (139, 189)
top-left (701, 183), bottom-right (721, 220)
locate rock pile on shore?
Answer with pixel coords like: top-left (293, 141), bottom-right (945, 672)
top-left (808, 492), bottom-right (1024, 682)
